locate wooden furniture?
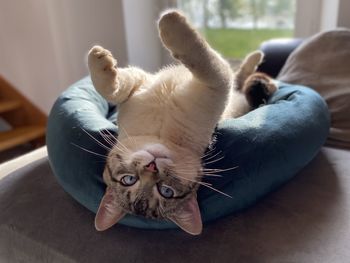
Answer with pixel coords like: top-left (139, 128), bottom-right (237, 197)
top-left (0, 75), bottom-right (47, 152)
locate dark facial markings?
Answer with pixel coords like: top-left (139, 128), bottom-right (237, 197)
top-left (115, 154), bottom-right (122, 161)
top-left (172, 183), bottom-right (196, 199)
top-left (106, 164), bottom-right (122, 184)
top-left (106, 158), bottom-right (134, 185)
top-left (106, 163), bottom-right (118, 183)
top-left (105, 154), bottom-right (198, 219)
top-left (133, 198), bottom-right (149, 216)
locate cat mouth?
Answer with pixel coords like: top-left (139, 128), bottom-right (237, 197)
top-left (145, 161), bottom-right (158, 172)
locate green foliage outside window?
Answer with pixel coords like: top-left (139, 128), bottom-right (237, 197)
top-left (178, 0), bottom-right (295, 58)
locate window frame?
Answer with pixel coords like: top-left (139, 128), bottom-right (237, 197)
top-left (121, 0), bottom-right (349, 68)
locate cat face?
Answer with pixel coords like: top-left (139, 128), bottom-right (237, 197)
top-left (95, 141), bottom-right (203, 235)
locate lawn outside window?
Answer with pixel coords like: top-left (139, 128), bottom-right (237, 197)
top-left (177, 0), bottom-right (296, 60)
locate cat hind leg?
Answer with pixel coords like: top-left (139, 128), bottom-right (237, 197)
top-left (242, 72), bottom-right (277, 108)
top-left (235, 50), bottom-right (264, 90)
top-left (221, 51), bottom-right (277, 119)
top-left (234, 50), bottom-right (277, 108)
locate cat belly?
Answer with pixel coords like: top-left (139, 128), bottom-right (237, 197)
top-left (116, 72), bottom-right (221, 152)
top-left (117, 93), bottom-right (169, 137)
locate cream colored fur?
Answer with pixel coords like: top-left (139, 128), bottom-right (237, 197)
top-left (87, 10), bottom-right (263, 235)
top-left (88, 11), bottom-right (262, 166)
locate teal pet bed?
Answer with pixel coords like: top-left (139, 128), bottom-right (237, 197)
top-left (47, 76), bottom-right (329, 229)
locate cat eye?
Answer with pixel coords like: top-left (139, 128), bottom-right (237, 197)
top-left (120, 175), bottom-right (138, 186)
top-left (158, 184), bottom-right (175, 198)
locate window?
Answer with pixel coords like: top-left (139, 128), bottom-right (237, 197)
top-left (177, 0), bottom-right (296, 59)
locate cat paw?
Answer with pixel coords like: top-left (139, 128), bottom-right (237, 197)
top-left (88, 45), bottom-right (117, 77)
top-left (158, 10), bottom-right (199, 57)
top-left (243, 73), bottom-right (277, 108)
top-left (244, 51), bottom-right (264, 69)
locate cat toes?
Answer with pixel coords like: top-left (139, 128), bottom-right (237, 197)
top-left (158, 10), bottom-right (198, 56)
top-left (88, 45), bottom-right (117, 77)
top-left (158, 10), bottom-right (186, 28)
top-left (243, 73), bottom-right (277, 108)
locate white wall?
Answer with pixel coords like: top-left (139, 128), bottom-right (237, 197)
top-left (122, 0), bottom-right (163, 72)
top-left (294, 0), bottom-right (322, 38)
top-left (337, 0), bottom-right (350, 28)
top-left (295, 0), bottom-right (350, 38)
top-left (4, 0), bottom-right (348, 114)
top-left (122, 0), bottom-right (179, 72)
top-left (0, 0), bottom-right (127, 113)
top-left (320, 0), bottom-right (339, 31)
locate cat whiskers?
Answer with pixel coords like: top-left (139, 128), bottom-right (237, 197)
top-left (99, 130), bottom-right (127, 155)
top-left (81, 127), bottom-right (113, 152)
top-left (70, 142), bottom-right (108, 159)
top-left (198, 174), bottom-right (223, 178)
top-left (98, 130), bottom-right (116, 147)
top-left (177, 166), bottom-right (238, 179)
top-left (118, 125), bottom-right (138, 149)
top-left (70, 143), bottom-right (124, 165)
top-left (168, 169), bottom-right (233, 199)
top-left (180, 151), bottom-right (225, 167)
top-left (202, 156), bottom-right (225, 165)
top-left (201, 148), bottom-right (222, 161)
top-left (100, 128), bottom-right (130, 154)
top-left (201, 147), bottom-right (221, 158)
top-left (73, 126), bottom-right (129, 160)
top-left (199, 167), bottom-right (239, 180)
top-left (198, 182), bottom-right (232, 199)
top-left (202, 166), bottom-right (239, 174)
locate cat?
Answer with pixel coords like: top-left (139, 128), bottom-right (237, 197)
top-left (87, 10), bottom-right (277, 235)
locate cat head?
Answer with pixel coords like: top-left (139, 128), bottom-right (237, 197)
top-left (95, 139), bottom-right (203, 235)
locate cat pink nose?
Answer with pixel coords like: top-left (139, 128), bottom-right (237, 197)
top-left (145, 161), bottom-right (158, 172)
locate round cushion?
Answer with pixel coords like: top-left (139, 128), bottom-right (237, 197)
top-left (47, 76), bottom-right (330, 229)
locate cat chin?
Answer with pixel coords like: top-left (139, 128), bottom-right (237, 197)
top-left (141, 142), bottom-right (201, 168)
top-left (143, 143), bottom-right (171, 159)
top-left (129, 147), bottom-right (174, 172)
top-left (116, 136), bottom-right (202, 174)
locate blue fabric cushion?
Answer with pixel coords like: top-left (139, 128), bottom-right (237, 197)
top-left (47, 76), bottom-right (330, 229)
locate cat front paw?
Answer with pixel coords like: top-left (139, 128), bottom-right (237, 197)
top-left (158, 10), bottom-right (199, 57)
top-left (88, 45), bottom-right (117, 77)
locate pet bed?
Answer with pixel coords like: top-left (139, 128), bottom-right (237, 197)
top-left (47, 78), bottom-right (329, 229)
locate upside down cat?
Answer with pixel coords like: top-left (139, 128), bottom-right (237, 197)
top-left (87, 10), bottom-right (276, 235)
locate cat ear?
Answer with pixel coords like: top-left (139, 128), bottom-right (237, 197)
top-left (168, 195), bottom-right (202, 235)
top-left (95, 187), bottom-right (126, 231)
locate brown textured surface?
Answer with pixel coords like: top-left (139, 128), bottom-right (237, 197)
top-left (0, 75), bottom-right (47, 127)
top-left (0, 147), bottom-right (349, 263)
top-left (0, 125), bottom-right (46, 152)
top-left (0, 75), bottom-right (47, 154)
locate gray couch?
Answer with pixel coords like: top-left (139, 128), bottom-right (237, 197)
top-left (1, 39), bottom-right (350, 262)
top-left (1, 147), bottom-right (349, 262)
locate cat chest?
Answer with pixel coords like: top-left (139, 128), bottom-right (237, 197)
top-left (117, 87), bottom-right (214, 149)
top-left (117, 95), bottom-right (175, 136)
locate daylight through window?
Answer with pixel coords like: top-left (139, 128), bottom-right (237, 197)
top-left (177, 0), bottom-right (296, 59)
